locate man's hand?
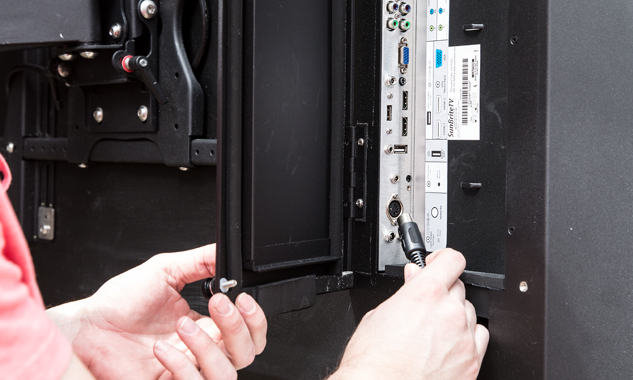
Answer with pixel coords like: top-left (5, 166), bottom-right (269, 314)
top-left (330, 248), bottom-right (488, 380)
top-left (47, 244), bottom-right (267, 380)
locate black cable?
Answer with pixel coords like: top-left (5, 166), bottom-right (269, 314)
top-left (5, 64), bottom-right (62, 110)
top-left (190, 0), bottom-right (210, 70)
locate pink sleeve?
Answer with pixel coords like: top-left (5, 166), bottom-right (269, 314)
top-left (0, 154), bottom-right (72, 380)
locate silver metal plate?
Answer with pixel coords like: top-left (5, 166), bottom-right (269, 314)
top-left (378, 0), bottom-right (427, 270)
top-left (37, 206), bottom-right (55, 241)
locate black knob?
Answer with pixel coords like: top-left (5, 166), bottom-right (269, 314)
top-left (201, 277), bottom-right (215, 299)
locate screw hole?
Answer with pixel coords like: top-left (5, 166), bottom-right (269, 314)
top-left (406, 175), bottom-right (411, 182)
top-left (510, 35), bottom-right (519, 45)
top-left (195, 149), bottom-right (199, 155)
top-left (174, 124), bottom-right (179, 130)
top-left (175, 72), bottom-right (179, 79)
top-left (508, 226), bottom-right (516, 235)
top-left (370, 278), bottom-right (377, 286)
top-left (210, 150), bottom-right (214, 156)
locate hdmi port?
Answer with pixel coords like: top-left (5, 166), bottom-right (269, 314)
top-left (394, 144), bottom-right (408, 154)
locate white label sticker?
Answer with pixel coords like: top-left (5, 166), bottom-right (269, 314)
top-left (425, 162), bottom-right (447, 193)
top-left (425, 42), bottom-right (434, 140)
top-left (425, 139), bottom-right (448, 162)
top-left (426, 0), bottom-right (438, 41)
top-left (436, 0), bottom-right (450, 40)
top-left (425, 193), bottom-right (447, 251)
top-left (448, 45), bottom-right (481, 140)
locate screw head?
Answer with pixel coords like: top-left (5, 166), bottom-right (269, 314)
top-left (179, 167), bottom-right (189, 172)
top-left (355, 199), bottom-right (364, 208)
top-left (385, 145), bottom-right (394, 154)
top-left (58, 53), bottom-right (76, 61)
top-left (384, 231), bottom-right (396, 242)
top-left (519, 281), bottom-right (528, 292)
top-left (79, 51), bottom-right (98, 59)
top-left (78, 163), bottom-right (87, 169)
top-left (57, 63), bottom-right (71, 78)
top-left (140, 0), bottom-right (157, 19)
top-left (139, 58), bottom-right (148, 68)
top-left (137, 105), bottom-right (149, 122)
top-left (357, 138), bottom-right (365, 147)
top-left (6, 142), bottom-right (14, 154)
top-left (386, 128), bottom-right (393, 134)
top-left (109, 23), bottom-right (122, 40)
top-left (387, 93), bottom-right (393, 99)
top-left (39, 225), bottom-right (51, 236)
top-left (390, 174), bottom-right (400, 184)
top-left (93, 107), bottom-right (104, 123)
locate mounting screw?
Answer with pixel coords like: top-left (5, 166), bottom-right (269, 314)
top-left (39, 225), bottom-right (51, 236)
top-left (357, 138), bottom-right (365, 147)
top-left (78, 163), bottom-right (87, 169)
top-left (390, 174), bottom-right (400, 184)
top-left (519, 281), bottom-right (528, 292)
top-left (137, 105), bottom-right (148, 122)
top-left (355, 199), bottom-right (364, 208)
top-left (384, 145), bottom-right (394, 154)
top-left (93, 107), bottom-right (104, 123)
top-left (387, 93), bottom-right (394, 99)
top-left (140, 0), bottom-right (157, 19)
top-left (109, 23), bottom-right (122, 40)
top-left (139, 58), bottom-right (148, 68)
top-left (219, 278), bottom-right (238, 293)
top-left (79, 51), bottom-right (98, 59)
top-left (5, 142), bottom-right (14, 154)
top-left (57, 63), bottom-right (71, 78)
top-left (386, 128), bottom-right (393, 134)
top-left (58, 53), bottom-right (76, 61)
top-left (384, 231), bottom-right (396, 242)
top-left (179, 167), bottom-right (189, 171)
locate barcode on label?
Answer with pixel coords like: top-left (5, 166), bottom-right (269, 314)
top-left (461, 58), bottom-right (469, 125)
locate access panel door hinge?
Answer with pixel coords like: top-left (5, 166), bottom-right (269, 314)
top-left (344, 123), bottom-right (368, 221)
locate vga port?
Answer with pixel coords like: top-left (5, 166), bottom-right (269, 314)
top-left (399, 46), bottom-right (410, 66)
top-left (436, 49), bottom-right (443, 68)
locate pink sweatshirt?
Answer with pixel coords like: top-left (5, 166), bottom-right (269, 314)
top-left (0, 154), bottom-right (72, 379)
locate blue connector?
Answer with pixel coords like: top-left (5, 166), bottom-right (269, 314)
top-left (439, 7), bottom-right (443, 14)
top-left (436, 49), bottom-right (442, 68)
top-left (403, 47), bottom-right (410, 65)
top-left (430, 8), bottom-right (434, 15)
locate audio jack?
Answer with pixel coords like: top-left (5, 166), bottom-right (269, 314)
top-left (397, 213), bottom-right (427, 268)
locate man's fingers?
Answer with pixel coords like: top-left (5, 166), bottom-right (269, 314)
top-left (465, 300), bottom-right (477, 331)
top-left (448, 279), bottom-right (466, 304)
top-left (153, 340), bottom-right (204, 380)
top-left (417, 248), bottom-right (466, 289)
top-left (209, 294), bottom-right (257, 369)
top-left (176, 316), bottom-right (238, 380)
top-left (474, 324), bottom-right (490, 366)
top-left (404, 263), bottom-right (422, 283)
top-left (235, 293), bottom-right (268, 354)
top-left (424, 250), bottom-right (441, 265)
top-left (155, 244), bottom-right (216, 290)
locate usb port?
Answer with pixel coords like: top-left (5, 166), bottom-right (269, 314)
top-left (402, 91), bottom-right (408, 110)
top-left (427, 111), bottom-right (432, 125)
top-left (387, 105), bottom-right (392, 121)
top-left (402, 117), bottom-right (408, 136)
top-left (394, 144), bottom-right (408, 154)
top-left (432, 150), bottom-right (442, 157)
